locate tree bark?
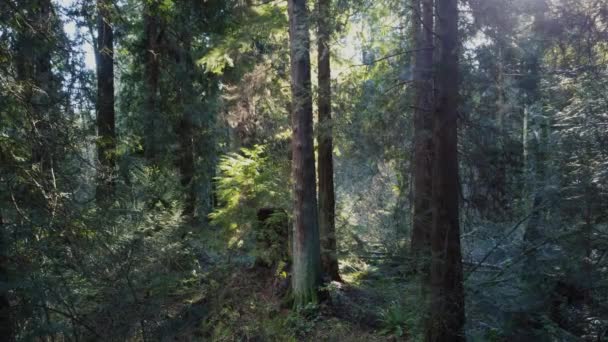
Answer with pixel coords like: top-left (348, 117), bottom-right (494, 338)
top-left (176, 32), bottom-right (196, 219)
top-left (0, 214), bottom-right (12, 342)
top-left (143, 1), bottom-right (161, 161)
top-left (95, 0), bottom-right (116, 202)
top-left (410, 0), bottom-right (434, 273)
top-left (288, 0), bottom-right (322, 306)
top-left (33, 0), bottom-right (54, 172)
top-left (425, 0), bottom-right (465, 340)
top-left (316, 0), bottom-right (340, 282)
top-left (15, 0), bottom-right (55, 172)
top-left (522, 2), bottom-right (548, 278)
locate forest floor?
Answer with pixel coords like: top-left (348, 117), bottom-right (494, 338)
top-left (154, 255), bottom-right (418, 341)
top-left (147, 252), bottom-right (608, 341)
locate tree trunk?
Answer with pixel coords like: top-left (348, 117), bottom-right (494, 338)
top-left (288, 0), bottom-right (322, 307)
top-left (522, 2), bottom-right (548, 279)
top-left (143, 1), bottom-right (161, 161)
top-left (195, 76), bottom-right (217, 221)
top-left (15, 0), bottom-right (55, 172)
top-left (582, 195), bottom-right (593, 302)
top-left (95, 0), bottom-right (116, 203)
top-left (316, 0), bottom-right (340, 282)
top-left (425, 0), bottom-right (465, 340)
top-left (491, 44), bottom-right (508, 218)
top-left (33, 0), bottom-right (54, 172)
top-left (0, 214), bottom-right (12, 342)
top-left (176, 32), bottom-right (196, 219)
top-left (410, 0), bottom-right (434, 273)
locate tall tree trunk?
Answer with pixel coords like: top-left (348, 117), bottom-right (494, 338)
top-left (522, 2), bottom-right (548, 279)
top-left (176, 32), bottom-right (196, 220)
top-left (492, 44), bottom-right (508, 217)
top-left (95, 0), bottom-right (116, 202)
top-left (410, 0), bottom-right (434, 273)
top-left (316, 0), bottom-right (340, 282)
top-left (425, 0), bottom-right (465, 340)
top-left (582, 191), bottom-right (593, 302)
top-left (288, 0), bottom-right (322, 306)
top-left (15, 0), bottom-right (55, 172)
top-left (143, 1), bottom-right (161, 161)
top-left (195, 76), bottom-right (217, 221)
top-left (33, 0), bottom-right (54, 172)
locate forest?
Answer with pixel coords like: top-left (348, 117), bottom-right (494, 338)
top-left (1, 0), bottom-right (607, 340)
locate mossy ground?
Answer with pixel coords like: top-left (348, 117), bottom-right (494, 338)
top-left (159, 257), bottom-right (423, 341)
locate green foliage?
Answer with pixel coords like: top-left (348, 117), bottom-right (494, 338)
top-left (2, 168), bottom-right (208, 340)
top-left (376, 281), bottom-right (425, 340)
top-left (286, 303), bottom-right (321, 336)
top-left (198, 3), bottom-right (287, 75)
top-left (380, 301), bottom-right (408, 337)
top-left (255, 210), bottom-right (290, 266)
top-left (210, 145), bottom-right (290, 248)
top-left (2, 0), bottom-right (608, 340)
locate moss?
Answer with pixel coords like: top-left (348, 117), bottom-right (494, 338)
top-left (291, 288), bottom-right (320, 310)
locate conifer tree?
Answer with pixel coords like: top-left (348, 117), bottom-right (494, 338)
top-left (426, 0), bottom-right (466, 339)
top-left (410, 0), bottom-right (434, 274)
top-left (317, 0), bottom-right (341, 282)
top-left (95, 0), bottom-right (116, 202)
top-left (288, 0), bottom-right (323, 306)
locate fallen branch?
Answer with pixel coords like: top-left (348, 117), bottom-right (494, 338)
top-left (462, 261), bottom-right (502, 270)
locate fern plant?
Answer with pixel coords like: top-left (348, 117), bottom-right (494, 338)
top-left (210, 145), bottom-right (290, 250)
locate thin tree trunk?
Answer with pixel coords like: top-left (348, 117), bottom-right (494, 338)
top-left (522, 3), bottom-right (548, 278)
top-left (195, 76), bottom-right (217, 221)
top-left (95, 0), bottom-right (116, 202)
top-left (0, 214), bottom-right (13, 342)
top-left (493, 44), bottom-right (507, 217)
top-left (316, 0), bottom-right (340, 282)
top-left (288, 0), bottom-right (322, 306)
top-left (582, 195), bottom-right (593, 302)
top-left (426, 0), bottom-right (465, 340)
top-left (522, 106), bottom-right (529, 177)
top-left (143, 1), bottom-right (161, 161)
top-left (176, 32), bottom-right (196, 219)
top-left (34, 0), bottom-right (54, 172)
top-left (410, 0), bottom-right (434, 273)
top-left (496, 45), bottom-right (505, 130)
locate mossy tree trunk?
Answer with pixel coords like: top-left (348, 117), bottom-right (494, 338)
top-left (316, 0), bottom-right (341, 282)
top-left (288, 0), bottom-right (322, 307)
